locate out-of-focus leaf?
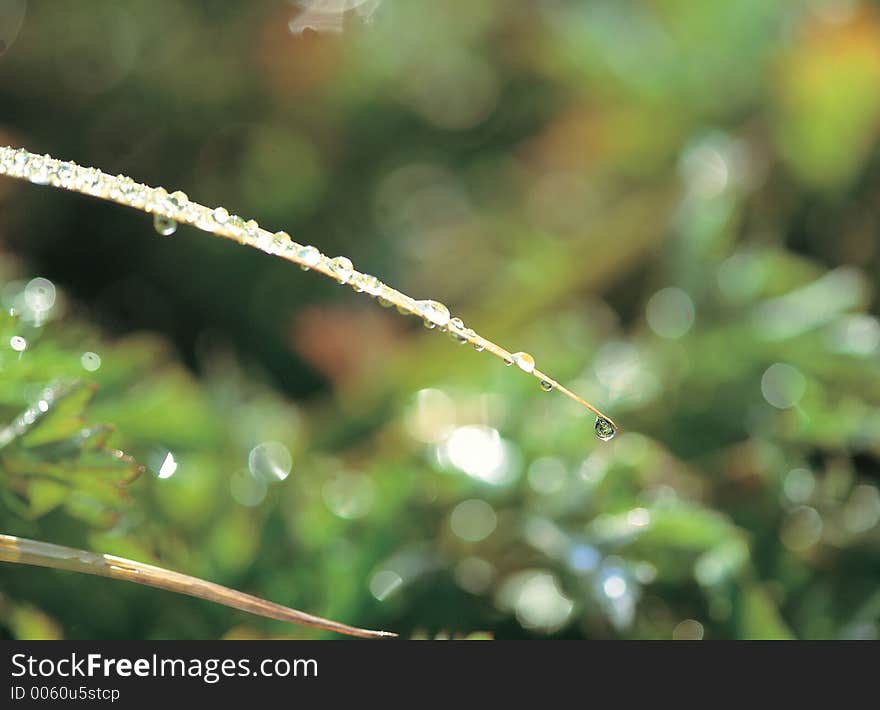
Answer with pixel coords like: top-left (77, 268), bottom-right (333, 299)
top-left (737, 583), bottom-right (795, 640)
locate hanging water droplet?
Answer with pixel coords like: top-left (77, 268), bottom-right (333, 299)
top-left (297, 244), bottom-right (321, 270)
top-left (511, 351), bottom-right (536, 373)
top-left (153, 214), bottom-right (178, 236)
top-left (474, 343), bottom-right (484, 352)
top-left (448, 317), bottom-right (468, 344)
top-left (540, 380), bottom-right (554, 392)
top-left (415, 300), bottom-right (451, 328)
top-left (503, 356), bottom-right (514, 366)
top-left (329, 256), bottom-right (354, 284)
top-left (378, 297), bottom-right (392, 308)
top-left (10, 335), bottom-right (27, 352)
top-left (594, 417), bottom-right (616, 442)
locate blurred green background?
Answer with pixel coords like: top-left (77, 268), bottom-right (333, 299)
top-left (1, 0), bottom-right (879, 640)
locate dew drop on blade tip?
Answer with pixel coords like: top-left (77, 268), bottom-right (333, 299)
top-left (594, 416), bottom-right (616, 442)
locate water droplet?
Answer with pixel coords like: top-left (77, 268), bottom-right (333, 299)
top-left (270, 231), bottom-right (292, 253)
top-left (112, 175), bottom-right (133, 198)
top-left (414, 299), bottom-right (451, 328)
top-left (243, 219), bottom-right (260, 243)
top-left (448, 317), bottom-right (469, 344)
top-left (153, 214), bottom-right (178, 236)
top-left (212, 206), bottom-right (229, 224)
top-left (51, 162), bottom-right (75, 186)
top-left (358, 274), bottom-right (383, 296)
top-left (474, 343), bottom-right (484, 352)
top-left (328, 256), bottom-right (354, 284)
top-left (511, 351), bottom-right (536, 373)
top-left (503, 356), bottom-right (514, 366)
top-left (81, 351), bottom-right (102, 372)
top-left (540, 380), bottom-right (554, 392)
top-left (297, 244), bottom-right (322, 270)
top-left (9, 335), bottom-right (26, 352)
top-left (595, 417), bottom-right (616, 442)
top-left (226, 215), bottom-right (246, 238)
top-left (163, 190), bottom-right (189, 214)
top-left (150, 187), bottom-right (168, 211)
top-left (27, 156), bottom-right (49, 184)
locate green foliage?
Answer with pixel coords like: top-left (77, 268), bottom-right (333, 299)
top-left (1, 0), bottom-right (879, 640)
top-left (0, 310), bottom-right (140, 526)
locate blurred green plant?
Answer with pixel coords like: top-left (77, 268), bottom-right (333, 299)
top-left (1, 0), bottom-right (879, 641)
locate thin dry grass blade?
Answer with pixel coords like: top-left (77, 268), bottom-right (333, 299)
top-left (0, 534), bottom-right (395, 639)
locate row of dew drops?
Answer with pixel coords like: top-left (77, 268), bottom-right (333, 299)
top-left (151, 204), bottom-right (616, 442)
top-left (0, 146), bottom-right (612, 442)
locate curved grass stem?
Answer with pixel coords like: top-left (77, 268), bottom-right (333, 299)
top-left (0, 145), bottom-right (617, 435)
top-left (0, 534), bottom-right (395, 639)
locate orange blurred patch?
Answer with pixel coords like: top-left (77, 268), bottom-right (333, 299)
top-left (783, 5), bottom-right (880, 91)
top-left (254, 6), bottom-right (345, 98)
top-left (519, 105), bottom-right (608, 173)
top-left (290, 304), bottom-right (401, 384)
top-left (773, 3), bottom-right (880, 185)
